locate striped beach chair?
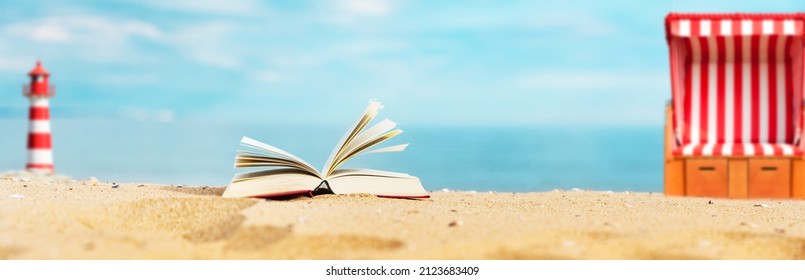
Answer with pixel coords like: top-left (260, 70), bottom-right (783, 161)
top-left (664, 13), bottom-right (805, 198)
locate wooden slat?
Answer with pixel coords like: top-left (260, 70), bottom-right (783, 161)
top-left (792, 159), bottom-right (805, 198)
top-left (665, 104), bottom-right (685, 196)
top-left (686, 159), bottom-right (729, 197)
top-left (748, 158), bottom-right (791, 198)
top-left (728, 159), bottom-right (748, 198)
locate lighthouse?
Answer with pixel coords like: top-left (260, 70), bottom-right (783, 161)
top-left (22, 61), bottom-right (55, 174)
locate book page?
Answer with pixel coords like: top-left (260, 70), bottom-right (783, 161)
top-left (223, 169), bottom-right (321, 198)
top-left (365, 143), bottom-right (409, 154)
top-left (321, 100), bottom-right (383, 176)
top-left (239, 136), bottom-right (321, 177)
top-left (329, 129), bottom-right (403, 171)
top-left (344, 119), bottom-right (397, 151)
top-left (329, 118), bottom-right (404, 172)
top-left (328, 168), bottom-right (414, 179)
top-left (231, 167), bottom-right (313, 182)
top-left (327, 173), bottom-right (429, 198)
top-left (234, 155), bottom-right (320, 177)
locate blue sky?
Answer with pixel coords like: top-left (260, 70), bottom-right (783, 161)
top-left (1, 0), bottom-right (805, 126)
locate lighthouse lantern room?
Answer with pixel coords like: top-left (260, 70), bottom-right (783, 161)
top-left (22, 60), bottom-right (55, 174)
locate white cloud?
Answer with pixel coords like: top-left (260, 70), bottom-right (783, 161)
top-left (0, 15), bottom-right (165, 66)
top-left (119, 107), bottom-right (176, 123)
top-left (396, 4), bottom-right (618, 38)
top-left (0, 46), bottom-right (35, 71)
top-left (95, 72), bottom-right (159, 86)
top-left (252, 70), bottom-right (281, 83)
top-left (323, 0), bottom-right (397, 26)
top-left (135, 0), bottom-right (267, 15)
top-left (1, 14), bottom-right (247, 71)
top-left (167, 21), bottom-right (242, 69)
top-left (259, 39), bottom-right (413, 72)
top-left (30, 24), bottom-right (70, 42)
top-left (526, 12), bottom-right (618, 36)
top-left (5, 16), bottom-right (162, 44)
top-left (339, 0), bottom-right (394, 17)
top-left (189, 50), bottom-right (240, 69)
top-left (515, 71), bottom-right (667, 92)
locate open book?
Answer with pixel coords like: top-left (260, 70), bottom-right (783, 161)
top-left (221, 100), bottom-right (429, 199)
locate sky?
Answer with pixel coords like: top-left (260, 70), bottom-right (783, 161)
top-left (2, 0), bottom-right (805, 127)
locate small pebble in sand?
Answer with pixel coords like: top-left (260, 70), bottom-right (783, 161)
top-left (754, 203), bottom-right (770, 208)
top-left (450, 209), bottom-right (458, 212)
top-left (112, 184), bottom-right (120, 188)
top-left (708, 200), bottom-right (714, 205)
top-left (448, 220), bottom-right (463, 227)
top-left (9, 194), bottom-right (25, 199)
top-left (137, 184), bottom-right (145, 187)
top-left (19, 177), bottom-right (31, 182)
top-left (774, 228), bottom-right (786, 234)
top-left (740, 222), bottom-right (757, 228)
top-left (86, 177), bottom-right (100, 186)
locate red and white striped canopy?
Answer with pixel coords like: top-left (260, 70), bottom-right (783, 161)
top-left (667, 14), bottom-right (804, 38)
top-left (665, 13), bottom-right (805, 157)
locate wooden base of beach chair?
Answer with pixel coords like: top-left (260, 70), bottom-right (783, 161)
top-left (793, 159), bottom-right (805, 199)
top-left (664, 106), bottom-right (804, 199)
top-left (665, 157), bottom-right (801, 199)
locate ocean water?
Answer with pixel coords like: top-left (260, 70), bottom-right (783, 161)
top-left (0, 119), bottom-right (663, 193)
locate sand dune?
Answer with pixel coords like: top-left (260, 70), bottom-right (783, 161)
top-left (1, 174), bottom-right (804, 259)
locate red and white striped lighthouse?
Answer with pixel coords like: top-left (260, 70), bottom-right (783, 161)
top-left (22, 60), bottom-right (55, 174)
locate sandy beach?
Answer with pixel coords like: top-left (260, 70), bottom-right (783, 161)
top-left (1, 173), bottom-right (804, 260)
